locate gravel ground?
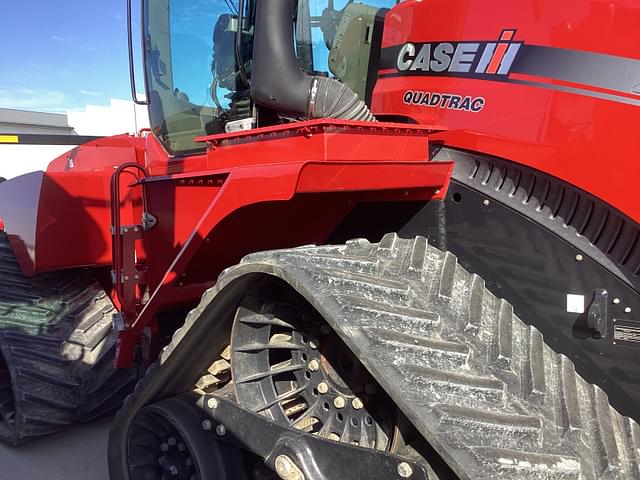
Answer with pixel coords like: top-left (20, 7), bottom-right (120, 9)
top-left (0, 417), bottom-right (111, 479)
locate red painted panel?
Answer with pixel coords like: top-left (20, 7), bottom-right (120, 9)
top-left (34, 171), bottom-right (115, 272)
top-left (374, 0), bottom-right (640, 222)
top-left (0, 140), bottom-right (142, 275)
top-left (296, 162), bottom-right (451, 193)
top-left (0, 172), bottom-right (43, 275)
top-left (382, 0), bottom-right (640, 58)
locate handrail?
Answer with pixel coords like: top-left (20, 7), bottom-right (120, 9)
top-left (110, 162), bottom-right (148, 308)
top-left (235, 0), bottom-right (250, 87)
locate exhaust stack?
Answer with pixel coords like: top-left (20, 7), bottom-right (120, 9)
top-left (251, 0), bottom-right (375, 121)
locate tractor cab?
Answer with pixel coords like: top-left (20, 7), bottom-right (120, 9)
top-left (139, 0), bottom-right (397, 155)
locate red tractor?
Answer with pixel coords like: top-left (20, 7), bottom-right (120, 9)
top-left (0, 0), bottom-right (639, 478)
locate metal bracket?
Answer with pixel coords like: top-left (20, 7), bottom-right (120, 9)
top-left (587, 288), bottom-right (608, 338)
top-left (112, 312), bottom-right (126, 332)
top-left (189, 393), bottom-right (431, 480)
top-left (141, 211), bottom-right (157, 231)
top-left (224, 117), bottom-right (256, 133)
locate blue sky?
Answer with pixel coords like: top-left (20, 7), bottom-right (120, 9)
top-left (0, 1), bottom-right (138, 112)
top-left (0, 0), bottom-right (399, 113)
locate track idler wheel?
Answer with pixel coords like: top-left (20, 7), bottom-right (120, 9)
top-left (126, 396), bottom-right (243, 480)
top-left (231, 294), bottom-right (398, 451)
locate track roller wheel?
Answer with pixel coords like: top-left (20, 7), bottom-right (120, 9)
top-left (126, 396), bottom-right (244, 480)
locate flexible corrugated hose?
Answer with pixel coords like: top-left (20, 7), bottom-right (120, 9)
top-left (307, 76), bottom-right (376, 122)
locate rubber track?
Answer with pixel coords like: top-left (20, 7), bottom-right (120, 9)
top-left (240, 235), bottom-right (640, 479)
top-left (0, 233), bottom-right (137, 444)
top-left (112, 234), bottom-right (640, 479)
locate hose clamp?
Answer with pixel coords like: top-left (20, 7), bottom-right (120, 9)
top-left (307, 77), bottom-right (319, 118)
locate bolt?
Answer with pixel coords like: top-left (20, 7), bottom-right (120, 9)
top-left (575, 254), bottom-right (583, 262)
top-left (613, 298), bottom-right (621, 305)
top-left (317, 382), bottom-right (329, 394)
top-left (160, 442), bottom-right (169, 452)
top-left (178, 442), bottom-right (186, 452)
top-left (482, 199), bottom-right (490, 206)
top-left (334, 397), bottom-right (346, 409)
top-left (625, 306), bottom-right (632, 313)
top-left (274, 454), bottom-right (305, 480)
top-left (185, 458), bottom-right (193, 467)
top-left (352, 397), bottom-right (364, 410)
top-left (216, 424), bottom-right (226, 436)
top-left (308, 359), bottom-right (320, 372)
top-left (202, 420), bottom-right (212, 431)
top-left (364, 384), bottom-right (377, 395)
top-left (207, 397), bottom-right (219, 409)
top-left (168, 465), bottom-right (179, 476)
top-left (158, 456), bottom-right (166, 465)
top-left (167, 436), bottom-right (177, 446)
top-left (397, 462), bottom-right (413, 478)
top-left (309, 339), bottom-right (318, 350)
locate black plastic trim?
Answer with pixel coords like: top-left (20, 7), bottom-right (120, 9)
top-left (400, 147), bottom-right (640, 421)
top-left (251, 0), bottom-right (313, 115)
top-left (433, 147), bottom-right (640, 292)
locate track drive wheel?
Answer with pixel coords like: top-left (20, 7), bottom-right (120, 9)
top-left (231, 292), bottom-right (399, 451)
top-left (121, 288), bottom-right (404, 480)
top-left (0, 233), bottom-right (138, 445)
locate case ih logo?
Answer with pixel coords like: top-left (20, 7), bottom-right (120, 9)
top-left (396, 30), bottom-right (522, 76)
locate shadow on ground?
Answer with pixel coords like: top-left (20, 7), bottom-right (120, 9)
top-left (0, 416), bottom-right (111, 480)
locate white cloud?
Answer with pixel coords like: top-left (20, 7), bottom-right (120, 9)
top-left (48, 35), bottom-right (97, 52)
top-left (79, 89), bottom-right (102, 97)
top-left (0, 87), bottom-right (65, 110)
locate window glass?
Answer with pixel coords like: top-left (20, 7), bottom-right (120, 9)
top-left (304, 0), bottom-right (397, 74)
top-left (170, 1), bottom-right (222, 107)
top-left (296, 0), bottom-right (399, 98)
top-left (145, 0), bottom-right (252, 155)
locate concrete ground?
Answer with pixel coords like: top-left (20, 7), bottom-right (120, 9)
top-left (0, 417), bottom-right (111, 479)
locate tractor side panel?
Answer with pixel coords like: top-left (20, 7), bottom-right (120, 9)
top-left (0, 170), bottom-right (115, 276)
top-left (34, 171), bottom-right (114, 272)
top-left (373, 0), bottom-right (640, 222)
top-left (0, 141), bottom-right (142, 275)
top-left (0, 172), bottom-right (43, 275)
top-left (46, 134), bottom-right (145, 173)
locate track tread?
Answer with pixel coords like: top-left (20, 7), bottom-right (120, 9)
top-left (111, 234), bottom-right (640, 480)
top-left (239, 234), bottom-right (640, 479)
top-left (0, 233), bottom-right (137, 445)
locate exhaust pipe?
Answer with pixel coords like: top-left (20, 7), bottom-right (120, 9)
top-left (251, 0), bottom-right (375, 121)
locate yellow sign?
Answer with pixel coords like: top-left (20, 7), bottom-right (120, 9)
top-left (0, 135), bottom-right (19, 144)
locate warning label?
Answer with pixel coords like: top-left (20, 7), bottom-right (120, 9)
top-left (614, 323), bottom-right (640, 344)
